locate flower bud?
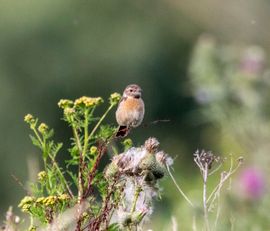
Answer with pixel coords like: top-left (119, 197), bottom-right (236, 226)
top-left (90, 146), bottom-right (98, 155)
top-left (109, 92), bottom-right (121, 106)
top-left (37, 171), bottom-right (47, 182)
top-left (131, 210), bottom-right (147, 225)
top-left (38, 123), bottom-right (49, 135)
top-left (24, 114), bottom-right (35, 124)
top-left (122, 138), bottom-right (133, 151)
top-left (58, 99), bottom-right (73, 109)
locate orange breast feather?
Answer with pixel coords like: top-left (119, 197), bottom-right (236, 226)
top-left (123, 98), bottom-right (142, 111)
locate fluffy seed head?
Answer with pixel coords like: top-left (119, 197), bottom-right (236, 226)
top-left (144, 137), bottom-right (160, 153)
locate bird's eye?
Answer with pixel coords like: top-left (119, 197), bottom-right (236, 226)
top-left (130, 89), bottom-right (133, 92)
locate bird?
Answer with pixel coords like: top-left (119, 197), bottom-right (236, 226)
top-left (115, 84), bottom-right (145, 137)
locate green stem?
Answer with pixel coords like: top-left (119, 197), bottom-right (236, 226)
top-left (72, 125), bottom-right (83, 153)
top-left (48, 153), bottom-right (74, 197)
top-left (29, 215), bottom-right (34, 230)
top-left (32, 127), bottom-right (43, 145)
top-left (82, 109), bottom-right (89, 159)
top-left (32, 127), bottom-right (47, 164)
top-left (32, 127), bottom-right (54, 193)
top-left (70, 117), bottom-right (83, 203)
top-left (166, 164), bottom-right (194, 207)
top-left (88, 104), bottom-right (115, 140)
top-left (203, 164), bottom-right (210, 231)
top-left (130, 185), bottom-right (142, 213)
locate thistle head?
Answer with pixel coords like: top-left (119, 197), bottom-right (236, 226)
top-left (144, 137), bottom-right (160, 154)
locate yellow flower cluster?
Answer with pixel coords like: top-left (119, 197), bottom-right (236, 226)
top-left (24, 114), bottom-right (35, 124)
top-left (36, 194), bottom-right (70, 206)
top-left (58, 194), bottom-right (70, 201)
top-left (57, 99), bottom-right (73, 109)
top-left (109, 92), bottom-right (121, 105)
top-left (64, 107), bottom-right (76, 116)
top-left (38, 123), bottom-right (48, 134)
top-left (37, 171), bottom-right (47, 181)
top-left (41, 196), bottom-right (58, 206)
top-left (74, 96), bottom-right (103, 107)
top-left (19, 194), bottom-right (70, 212)
top-left (18, 196), bottom-right (35, 212)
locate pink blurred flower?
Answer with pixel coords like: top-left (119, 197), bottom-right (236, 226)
top-left (240, 46), bottom-right (265, 76)
top-left (238, 167), bottom-right (266, 200)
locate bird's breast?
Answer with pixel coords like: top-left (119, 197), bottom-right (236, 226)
top-left (116, 97), bottom-right (144, 127)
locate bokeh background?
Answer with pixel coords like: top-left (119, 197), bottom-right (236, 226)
top-left (1, 0), bottom-right (270, 230)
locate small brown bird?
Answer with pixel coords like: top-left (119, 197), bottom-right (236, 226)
top-left (115, 84), bottom-right (145, 137)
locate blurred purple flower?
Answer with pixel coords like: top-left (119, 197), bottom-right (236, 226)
top-left (240, 46), bottom-right (265, 75)
top-left (239, 167), bottom-right (265, 200)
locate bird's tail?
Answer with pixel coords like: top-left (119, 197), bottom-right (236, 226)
top-left (115, 126), bottom-right (130, 138)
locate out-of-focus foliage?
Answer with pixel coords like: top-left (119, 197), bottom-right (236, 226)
top-left (1, 0), bottom-right (270, 230)
top-left (188, 35), bottom-right (270, 230)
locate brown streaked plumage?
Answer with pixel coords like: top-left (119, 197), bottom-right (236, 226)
top-left (115, 84), bottom-right (145, 137)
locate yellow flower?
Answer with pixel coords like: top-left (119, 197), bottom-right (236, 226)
top-left (64, 107), bottom-right (75, 116)
top-left (36, 197), bottom-right (45, 204)
top-left (58, 99), bottom-right (73, 109)
top-left (58, 194), bottom-right (70, 201)
top-left (38, 123), bottom-right (48, 134)
top-left (29, 226), bottom-right (37, 231)
top-left (18, 196), bottom-right (35, 212)
top-left (21, 204), bottom-right (32, 212)
top-left (19, 196), bottom-right (35, 205)
top-left (43, 196), bottom-right (57, 206)
top-left (37, 171), bottom-right (47, 181)
top-left (90, 146), bottom-right (98, 155)
top-left (74, 96), bottom-right (103, 108)
top-left (109, 92), bottom-right (121, 105)
top-left (24, 114), bottom-right (35, 124)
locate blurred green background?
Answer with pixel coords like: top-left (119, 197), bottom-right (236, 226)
top-left (1, 0), bottom-right (270, 230)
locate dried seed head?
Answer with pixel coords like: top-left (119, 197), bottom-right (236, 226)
top-left (193, 150), bottom-right (219, 169)
top-left (156, 151), bottom-right (174, 167)
top-left (144, 137), bottom-right (160, 153)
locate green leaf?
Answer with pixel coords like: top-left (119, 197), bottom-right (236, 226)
top-left (107, 223), bottom-right (120, 231)
top-left (29, 134), bottom-right (41, 149)
top-left (67, 170), bottom-right (78, 187)
top-left (94, 172), bottom-right (108, 200)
